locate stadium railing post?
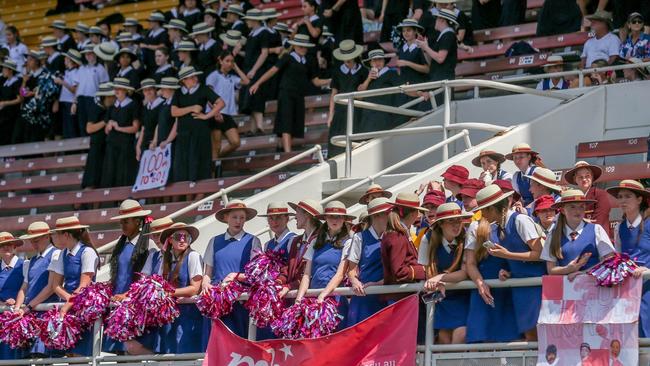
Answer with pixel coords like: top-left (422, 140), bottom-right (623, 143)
top-left (345, 98), bottom-right (354, 178)
top-left (442, 83), bottom-right (451, 161)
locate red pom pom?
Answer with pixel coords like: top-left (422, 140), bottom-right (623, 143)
top-left (196, 281), bottom-right (247, 319)
top-left (103, 301), bottom-right (143, 342)
top-left (244, 250), bottom-right (285, 285)
top-left (588, 253), bottom-right (639, 287)
top-left (271, 298), bottom-right (342, 339)
top-left (0, 311), bottom-right (40, 349)
top-left (127, 274), bottom-right (179, 328)
top-left (244, 283), bottom-right (285, 327)
top-left (39, 308), bottom-right (83, 350)
top-left (70, 282), bottom-right (113, 329)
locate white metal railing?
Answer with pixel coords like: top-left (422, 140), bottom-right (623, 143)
top-left (332, 79), bottom-right (575, 178)
top-left (97, 145), bottom-right (325, 255)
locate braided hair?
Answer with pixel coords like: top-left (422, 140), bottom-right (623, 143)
top-left (109, 217), bottom-right (152, 285)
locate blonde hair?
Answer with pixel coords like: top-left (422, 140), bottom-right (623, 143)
top-left (474, 198), bottom-right (509, 262)
top-left (426, 223), bottom-right (465, 278)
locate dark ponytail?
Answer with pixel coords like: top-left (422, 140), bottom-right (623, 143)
top-left (109, 217), bottom-right (152, 284)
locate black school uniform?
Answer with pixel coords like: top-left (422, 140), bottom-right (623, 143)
top-left (265, 28), bottom-right (282, 101)
top-left (325, 0), bottom-right (363, 44)
top-left (116, 66), bottom-right (141, 90)
top-left (230, 20), bottom-right (249, 36)
top-left (428, 28), bottom-right (457, 82)
top-left (240, 27), bottom-right (270, 114)
top-left (142, 28), bottom-right (169, 73)
top-left (12, 69), bottom-right (42, 144)
top-left (472, 0), bottom-right (501, 30)
top-left (157, 97), bottom-right (175, 182)
top-left (46, 52), bottom-right (66, 75)
top-left (272, 52), bottom-right (317, 139)
top-left (196, 39), bottom-right (221, 76)
top-left (81, 101), bottom-right (107, 188)
top-left (380, 0), bottom-right (410, 42)
top-left (0, 76), bottom-right (21, 145)
top-left (397, 42), bottom-right (429, 111)
top-left (297, 15), bottom-right (323, 47)
top-left (152, 64), bottom-right (177, 83)
top-left (57, 34), bottom-right (77, 53)
top-left (328, 63), bottom-right (368, 157)
top-left (101, 97), bottom-right (139, 188)
top-left (457, 9), bottom-right (476, 46)
top-left (181, 8), bottom-right (204, 31)
top-left (171, 84), bottom-right (219, 182)
top-left (141, 96), bottom-right (165, 149)
top-left (358, 67), bottom-right (400, 133)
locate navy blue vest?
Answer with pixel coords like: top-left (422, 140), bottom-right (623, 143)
top-left (63, 244), bottom-right (94, 293)
top-left (0, 258), bottom-right (24, 301)
top-left (210, 232), bottom-right (255, 284)
top-left (25, 248), bottom-right (58, 303)
top-left (541, 78), bottom-right (568, 90)
top-left (557, 223), bottom-right (600, 270)
top-left (265, 231), bottom-right (296, 262)
top-left (620, 217), bottom-right (650, 267)
top-left (514, 166), bottom-right (536, 206)
top-left (500, 213), bottom-right (546, 278)
top-left (113, 239), bottom-right (135, 294)
top-left (358, 230), bottom-right (383, 283)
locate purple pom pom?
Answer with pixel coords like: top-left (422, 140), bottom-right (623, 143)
top-left (103, 301), bottom-right (143, 342)
top-left (245, 283), bottom-right (285, 327)
top-left (196, 281), bottom-right (247, 319)
top-left (70, 282), bottom-right (113, 329)
top-left (588, 253), bottom-right (639, 287)
top-left (127, 274), bottom-right (179, 328)
top-left (271, 298), bottom-right (342, 339)
top-left (244, 250), bottom-right (285, 285)
top-left (39, 308), bottom-right (83, 350)
top-left (0, 311), bottom-right (40, 349)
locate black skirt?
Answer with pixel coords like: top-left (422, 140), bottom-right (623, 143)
top-left (273, 92), bottom-right (305, 138)
top-left (173, 121), bottom-right (212, 182)
top-left (82, 131), bottom-right (106, 188)
top-left (213, 114), bottom-right (238, 133)
top-left (101, 137), bottom-right (138, 188)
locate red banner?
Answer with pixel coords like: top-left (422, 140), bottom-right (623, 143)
top-left (203, 295), bottom-right (419, 366)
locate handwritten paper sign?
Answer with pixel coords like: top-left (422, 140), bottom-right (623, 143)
top-left (132, 144), bottom-right (172, 192)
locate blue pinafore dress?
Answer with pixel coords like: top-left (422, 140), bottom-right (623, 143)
top-left (500, 213), bottom-right (546, 334)
top-left (347, 230), bottom-right (387, 325)
top-left (620, 219), bottom-right (650, 337)
top-left (103, 241), bottom-right (135, 353)
top-left (466, 228), bottom-right (520, 343)
top-left (202, 233), bottom-right (255, 348)
top-left (514, 166), bottom-right (536, 206)
top-left (25, 249), bottom-right (61, 356)
top-left (431, 241), bottom-right (469, 330)
top-left (63, 245), bottom-right (95, 356)
top-left (556, 223), bottom-right (601, 270)
top-left (311, 241), bottom-right (349, 330)
top-left (159, 251), bottom-right (203, 354)
top-left (136, 249), bottom-right (164, 353)
top-left (0, 257), bottom-right (24, 360)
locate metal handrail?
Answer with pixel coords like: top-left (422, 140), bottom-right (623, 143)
top-left (97, 145), bottom-right (325, 254)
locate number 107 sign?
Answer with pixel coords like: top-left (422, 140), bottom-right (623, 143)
top-left (132, 144), bottom-right (172, 192)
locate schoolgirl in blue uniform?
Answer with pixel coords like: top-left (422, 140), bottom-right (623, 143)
top-left (201, 200), bottom-right (261, 345)
top-left (464, 186), bottom-right (520, 343)
top-left (474, 185), bottom-right (544, 341)
top-left (419, 203), bottom-right (472, 344)
top-left (472, 149), bottom-right (512, 186)
top-left (48, 216), bottom-right (99, 356)
top-left (506, 143), bottom-right (545, 207)
top-left (524, 167), bottom-right (562, 215)
top-left (0, 232), bottom-right (25, 360)
top-left (296, 201), bottom-right (354, 329)
top-left (103, 199), bottom-right (154, 354)
top-left (13, 222), bottom-right (61, 358)
top-left (606, 180), bottom-right (650, 337)
top-left (541, 189), bottom-right (616, 276)
top-left (345, 198), bottom-right (393, 325)
top-left (158, 223), bottom-right (203, 354)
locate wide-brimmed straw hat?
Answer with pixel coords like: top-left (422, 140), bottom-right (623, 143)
top-left (0, 59), bottom-right (18, 72)
top-left (359, 184), bottom-right (393, 205)
top-left (50, 216), bottom-right (89, 232)
top-left (123, 17), bottom-right (140, 27)
top-left (367, 197), bottom-right (393, 216)
top-left (606, 179), bottom-right (650, 200)
top-left (525, 167), bottom-right (562, 192)
top-left (441, 165), bottom-right (469, 185)
top-left (432, 0), bottom-right (455, 3)
top-left (262, 8), bottom-right (279, 19)
top-left (391, 192), bottom-right (429, 212)
top-left (471, 149), bottom-right (506, 167)
top-left (473, 184), bottom-right (514, 212)
top-left (160, 222), bottom-right (200, 245)
top-left (432, 202), bottom-right (472, 224)
top-left (396, 18), bottom-right (424, 31)
top-left (96, 82), bottom-right (115, 97)
top-left (157, 77), bottom-right (181, 89)
top-left (176, 40), bottom-right (198, 52)
top-left (73, 22), bottom-right (90, 34)
top-left (20, 222), bottom-right (51, 240)
top-left (274, 22), bottom-right (291, 34)
top-left (64, 49), bottom-right (83, 65)
top-left (243, 8), bottom-right (266, 21)
top-left (94, 42), bottom-right (117, 61)
top-left (551, 189), bottom-right (597, 209)
top-left (288, 34), bottom-right (315, 48)
top-left (317, 201), bottom-right (356, 220)
top-left (224, 4), bottom-right (245, 17)
top-left (333, 39), bottom-right (364, 61)
top-left (114, 47), bottom-right (136, 61)
top-left (505, 143), bottom-right (539, 160)
top-left (363, 48), bottom-right (395, 62)
top-left (116, 32), bottom-right (135, 43)
top-left (563, 161), bottom-right (603, 185)
top-left (436, 8), bottom-right (459, 25)
top-left (220, 30), bottom-right (247, 46)
top-left (137, 78), bottom-right (157, 92)
top-left (164, 19), bottom-right (188, 33)
top-left (542, 55), bottom-right (564, 68)
top-left (110, 199), bottom-right (152, 220)
top-left (259, 202), bottom-right (295, 217)
top-left (533, 195), bottom-right (556, 213)
top-left (49, 20), bottom-right (67, 30)
top-left (26, 49), bottom-right (46, 60)
top-left (178, 66), bottom-right (203, 80)
top-left (493, 179), bottom-right (521, 203)
top-left (0, 232), bottom-right (23, 246)
top-left (112, 77), bottom-right (135, 91)
top-left (81, 44), bottom-right (96, 54)
top-left (288, 199), bottom-right (323, 218)
top-left (145, 217), bottom-right (175, 236)
top-left (190, 22), bottom-right (215, 36)
top-left (40, 36), bottom-right (59, 48)
top-left (148, 11), bottom-right (166, 23)
top-left (215, 200), bottom-right (257, 223)
top-left (456, 179), bottom-right (485, 199)
top-left (89, 26), bottom-right (104, 35)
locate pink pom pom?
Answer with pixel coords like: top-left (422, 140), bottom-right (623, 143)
top-left (271, 298), bottom-right (342, 339)
top-left (103, 301), bottom-right (143, 342)
top-left (588, 253), bottom-right (639, 287)
top-left (39, 308), bottom-right (83, 350)
top-left (244, 283), bottom-right (285, 327)
top-left (196, 281), bottom-right (247, 320)
top-left (0, 311), bottom-right (40, 349)
top-left (244, 250), bottom-right (285, 285)
top-left (70, 282), bottom-right (113, 329)
top-left (127, 274), bottom-right (179, 328)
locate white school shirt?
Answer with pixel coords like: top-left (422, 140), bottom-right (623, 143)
top-left (303, 234), bottom-right (349, 262)
top-left (540, 221), bottom-right (616, 262)
top-left (1, 255), bottom-right (19, 271)
top-left (581, 32), bottom-right (620, 67)
top-left (140, 248), bottom-right (160, 276)
top-left (48, 242), bottom-right (99, 275)
top-left (205, 70), bottom-right (241, 116)
top-left (22, 245), bottom-right (56, 283)
top-left (76, 63), bottom-right (109, 97)
top-left (463, 210), bottom-right (538, 250)
top-left (6, 42), bottom-right (27, 74)
top-left (418, 236), bottom-right (458, 266)
top-left (203, 231), bottom-right (262, 267)
top-left (346, 226), bottom-right (381, 264)
top-left (464, 220), bottom-right (480, 250)
top-left (58, 68), bottom-right (80, 103)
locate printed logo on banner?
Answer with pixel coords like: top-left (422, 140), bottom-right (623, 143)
top-left (518, 55), bottom-right (534, 66)
top-left (132, 144), bottom-right (172, 192)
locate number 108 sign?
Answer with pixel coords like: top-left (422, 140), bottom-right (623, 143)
top-left (132, 144), bottom-right (172, 192)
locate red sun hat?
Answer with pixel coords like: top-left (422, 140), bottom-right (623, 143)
top-left (422, 190), bottom-right (446, 207)
top-left (533, 195), bottom-right (556, 213)
top-left (456, 179), bottom-right (485, 199)
top-left (441, 165), bottom-right (469, 186)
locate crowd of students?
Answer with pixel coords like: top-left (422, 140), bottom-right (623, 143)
top-left (0, 141), bottom-right (649, 359)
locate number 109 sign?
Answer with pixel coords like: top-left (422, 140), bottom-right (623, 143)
top-left (132, 144), bottom-right (172, 192)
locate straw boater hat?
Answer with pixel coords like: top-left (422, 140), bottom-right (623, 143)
top-left (157, 77), bottom-right (181, 89)
top-left (524, 167), bottom-right (562, 192)
top-left (471, 149), bottom-right (506, 167)
top-left (123, 18), bottom-right (140, 27)
top-left (96, 82), bottom-right (114, 97)
top-left (41, 36), bottom-right (59, 48)
top-left (0, 232), bottom-right (23, 246)
top-left (288, 34), bottom-right (315, 48)
top-left (472, 184), bottom-right (514, 212)
top-left (190, 22), bottom-right (215, 37)
top-left (160, 222), bottom-right (200, 245)
top-left (0, 59), bottom-right (18, 73)
top-left (26, 49), bottom-right (46, 60)
top-left (505, 143), bottom-right (539, 160)
top-left (262, 8), bottom-right (280, 19)
top-left (145, 217), bottom-right (175, 236)
top-left (81, 44), bottom-right (95, 54)
top-left (220, 30), bottom-right (247, 47)
top-left (391, 192), bottom-right (429, 212)
top-left (178, 66), bottom-right (203, 81)
top-left (288, 199), bottom-right (323, 218)
top-left (215, 200), bottom-right (258, 223)
top-left (542, 55), bottom-right (564, 69)
top-left (20, 222), bottom-right (51, 240)
top-left (432, 0), bottom-right (455, 3)
top-left (148, 11), bottom-right (167, 23)
top-left (94, 42), bottom-right (117, 61)
top-left (551, 189), bottom-right (597, 209)
top-left (110, 199), bottom-right (152, 220)
top-left (563, 161), bottom-right (603, 185)
top-left (436, 8), bottom-right (458, 26)
top-left (322, 25), bottom-right (333, 37)
top-left (317, 201), bottom-right (356, 220)
top-left (89, 26), bottom-right (104, 35)
top-left (358, 184), bottom-right (392, 205)
top-left (116, 32), bottom-right (135, 43)
top-left (352, 211), bottom-right (369, 231)
top-left (243, 9), bottom-right (266, 21)
top-left (73, 22), bottom-right (90, 34)
top-left (205, 8), bottom-right (219, 18)
top-left (432, 202), bottom-right (472, 224)
top-left (333, 39), bottom-right (364, 61)
top-left (112, 77), bottom-right (135, 91)
top-left (363, 49), bottom-right (395, 63)
top-left (50, 216), bottom-right (89, 232)
top-left (176, 40), bottom-right (198, 52)
top-left (64, 49), bottom-right (83, 66)
top-left (367, 197), bottom-right (394, 216)
top-left (224, 4), bottom-right (245, 17)
top-left (138, 78), bottom-right (157, 92)
top-left (258, 202), bottom-right (295, 217)
top-left (396, 18), bottom-right (424, 31)
top-left (606, 179), bottom-right (650, 200)
top-left (164, 19), bottom-right (188, 33)
top-left (49, 20), bottom-right (67, 30)
top-left (114, 47), bottom-right (136, 61)
top-left (274, 22), bottom-right (291, 34)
